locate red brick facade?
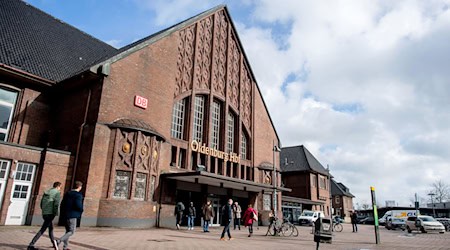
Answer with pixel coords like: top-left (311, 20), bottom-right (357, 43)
top-left (0, 6), bottom-right (283, 227)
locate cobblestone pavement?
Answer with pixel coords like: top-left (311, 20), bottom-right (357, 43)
top-left (1, 223), bottom-right (449, 249)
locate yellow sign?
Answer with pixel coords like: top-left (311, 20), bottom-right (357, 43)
top-left (191, 140), bottom-right (240, 164)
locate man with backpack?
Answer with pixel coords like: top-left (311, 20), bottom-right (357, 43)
top-left (28, 181), bottom-right (62, 250)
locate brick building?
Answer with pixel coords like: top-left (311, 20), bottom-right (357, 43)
top-left (331, 179), bottom-right (354, 222)
top-left (0, 0), bottom-right (287, 227)
top-left (280, 145), bottom-right (331, 223)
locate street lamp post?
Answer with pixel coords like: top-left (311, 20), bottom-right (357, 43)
top-left (428, 192), bottom-right (436, 217)
top-left (273, 141), bottom-right (281, 217)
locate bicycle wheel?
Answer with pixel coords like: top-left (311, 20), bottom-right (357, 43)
top-left (281, 223), bottom-right (293, 237)
top-left (291, 225), bottom-right (299, 237)
top-left (334, 223), bottom-right (343, 232)
top-left (266, 224), bottom-right (276, 236)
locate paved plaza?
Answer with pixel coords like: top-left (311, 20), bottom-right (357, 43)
top-left (0, 223), bottom-right (449, 250)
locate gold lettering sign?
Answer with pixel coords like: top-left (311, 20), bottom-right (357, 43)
top-left (190, 140), bottom-right (240, 164)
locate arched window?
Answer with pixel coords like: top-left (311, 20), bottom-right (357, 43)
top-left (241, 132), bottom-right (248, 160)
top-left (171, 98), bottom-right (186, 140)
top-left (193, 95), bottom-right (205, 142)
top-left (227, 112), bottom-right (235, 153)
top-left (0, 86), bottom-right (18, 141)
top-left (210, 100), bottom-right (221, 149)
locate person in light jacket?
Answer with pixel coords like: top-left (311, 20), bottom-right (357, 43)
top-left (233, 201), bottom-right (242, 230)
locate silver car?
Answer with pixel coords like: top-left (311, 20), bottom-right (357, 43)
top-left (406, 216), bottom-right (445, 234)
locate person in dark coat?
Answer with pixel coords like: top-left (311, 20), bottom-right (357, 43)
top-left (186, 202), bottom-right (196, 230)
top-left (220, 199), bottom-right (233, 240)
top-left (202, 200), bottom-right (214, 232)
top-left (56, 181), bottom-right (84, 250)
top-left (351, 211), bottom-right (358, 232)
top-left (174, 201), bottom-right (185, 230)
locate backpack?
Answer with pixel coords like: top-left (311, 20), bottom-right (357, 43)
top-left (177, 202), bottom-right (185, 212)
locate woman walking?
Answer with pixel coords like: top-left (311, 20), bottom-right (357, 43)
top-left (242, 204), bottom-right (257, 237)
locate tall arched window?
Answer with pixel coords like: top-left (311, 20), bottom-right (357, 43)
top-left (210, 100), bottom-right (221, 149)
top-left (227, 112), bottom-right (235, 153)
top-left (193, 96), bottom-right (205, 142)
top-left (171, 98), bottom-right (186, 140)
top-left (241, 132), bottom-right (247, 160)
top-left (0, 86), bottom-right (18, 141)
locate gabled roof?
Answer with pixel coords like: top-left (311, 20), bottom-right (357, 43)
top-left (0, 0), bottom-right (117, 83)
top-left (280, 145), bottom-right (329, 176)
top-left (331, 179), bottom-right (354, 198)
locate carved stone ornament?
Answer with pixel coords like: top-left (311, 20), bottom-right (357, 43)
top-left (141, 145), bottom-right (148, 157)
top-left (122, 142), bottom-right (131, 154)
top-left (264, 171), bottom-right (272, 185)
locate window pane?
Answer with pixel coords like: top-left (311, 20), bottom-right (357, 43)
top-left (241, 133), bottom-right (247, 160)
top-left (134, 173), bottom-right (147, 200)
top-left (227, 113), bottom-right (234, 153)
top-left (114, 171), bottom-right (131, 199)
top-left (193, 96), bottom-right (205, 142)
top-left (0, 105), bottom-right (12, 129)
top-left (0, 87), bottom-right (17, 103)
top-left (210, 101), bottom-right (221, 149)
top-left (171, 99), bottom-right (185, 139)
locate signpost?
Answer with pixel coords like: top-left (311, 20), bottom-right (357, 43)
top-left (371, 186), bottom-right (380, 244)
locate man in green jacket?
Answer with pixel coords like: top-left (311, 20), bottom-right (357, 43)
top-left (28, 181), bottom-right (62, 250)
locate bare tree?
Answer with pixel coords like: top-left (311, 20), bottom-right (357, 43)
top-left (430, 179), bottom-right (450, 203)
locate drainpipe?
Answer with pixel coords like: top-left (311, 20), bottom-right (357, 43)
top-left (71, 87), bottom-right (91, 188)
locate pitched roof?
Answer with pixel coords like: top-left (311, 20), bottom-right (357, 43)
top-left (331, 179), bottom-right (354, 198)
top-left (0, 0), bottom-right (117, 83)
top-left (280, 145), bottom-right (329, 176)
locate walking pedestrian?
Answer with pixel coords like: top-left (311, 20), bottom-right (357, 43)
top-left (220, 199), bottom-right (233, 241)
top-left (174, 201), bottom-right (185, 230)
top-left (28, 182), bottom-right (62, 250)
top-left (202, 200), bottom-right (214, 232)
top-left (242, 204), bottom-right (257, 237)
top-left (187, 202), bottom-right (196, 230)
top-left (232, 201), bottom-right (242, 230)
top-left (56, 181), bottom-right (84, 250)
top-left (351, 211), bottom-right (358, 232)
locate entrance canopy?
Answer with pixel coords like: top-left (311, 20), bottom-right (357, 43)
top-left (282, 195), bottom-right (324, 205)
top-left (162, 171), bottom-right (291, 193)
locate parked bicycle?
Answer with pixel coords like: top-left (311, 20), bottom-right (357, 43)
top-left (265, 217), bottom-right (299, 237)
top-left (333, 221), bottom-right (343, 232)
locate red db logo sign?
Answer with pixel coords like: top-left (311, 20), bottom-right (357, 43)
top-left (134, 95), bottom-right (148, 109)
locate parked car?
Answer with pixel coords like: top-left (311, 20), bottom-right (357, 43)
top-left (356, 214), bottom-right (368, 223)
top-left (436, 218), bottom-right (450, 231)
top-left (359, 216), bottom-right (375, 225)
top-left (406, 216), bottom-right (445, 234)
top-left (298, 210), bottom-right (324, 225)
top-left (385, 216), bottom-right (405, 230)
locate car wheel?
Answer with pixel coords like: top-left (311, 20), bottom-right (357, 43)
top-left (407, 226), bottom-right (412, 233)
top-left (439, 231), bottom-right (444, 234)
top-left (420, 227), bottom-right (426, 233)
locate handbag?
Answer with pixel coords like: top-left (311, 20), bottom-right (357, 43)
top-left (252, 211), bottom-right (258, 221)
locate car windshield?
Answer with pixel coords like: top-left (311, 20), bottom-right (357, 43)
top-left (420, 216), bottom-right (436, 222)
top-left (302, 211), bottom-right (314, 216)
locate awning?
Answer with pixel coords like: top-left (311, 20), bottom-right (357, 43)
top-left (282, 195), bottom-right (324, 205)
top-left (161, 171), bottom-right (291, 193)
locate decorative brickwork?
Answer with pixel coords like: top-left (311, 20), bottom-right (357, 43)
top-left (212, 11), bottom-right (228, 98)
top-left (116, 130), bottom-right (135, 169)
top-left (227, 33), bottom-right (240, 111)
top-left (175, 25), bottom-right (196, 97)
top-left (240, 63), bottom-right (252, 131)
top-left (193, 16), bottom-right (213, 90)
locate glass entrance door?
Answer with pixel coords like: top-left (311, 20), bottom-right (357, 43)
top-left (210, 197), bottom-right (221, 226)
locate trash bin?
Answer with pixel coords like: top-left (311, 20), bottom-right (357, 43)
top-left (314, 218), bottom-right (333, 244)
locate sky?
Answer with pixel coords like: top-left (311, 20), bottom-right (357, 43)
top-left (25, 0), bottom-right (450, 208)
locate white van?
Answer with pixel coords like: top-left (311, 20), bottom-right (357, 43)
top-left (298, 210), bottom-right (325, 225)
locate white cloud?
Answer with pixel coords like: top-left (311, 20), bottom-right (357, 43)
top-left (236, 0), bottom-right (450, 207)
